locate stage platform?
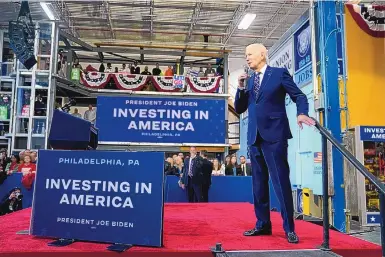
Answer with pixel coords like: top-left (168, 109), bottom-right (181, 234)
top-left (0, 203), bottom-right (381, 257)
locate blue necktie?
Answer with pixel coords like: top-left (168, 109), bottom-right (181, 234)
top-left (254, 72), bottom-right (261, 97)
top-left (188, 158), bottom-right (194, 177)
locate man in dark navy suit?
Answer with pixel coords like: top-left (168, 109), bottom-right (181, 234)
top-left (181, 146), bottom-right (204, 202)
top-left (234, 44), bottom-right (315, 244)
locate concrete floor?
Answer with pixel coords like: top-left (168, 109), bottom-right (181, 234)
top-left (351, 226), bottom-right (381, 245)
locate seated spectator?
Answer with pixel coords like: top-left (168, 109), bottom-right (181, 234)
top-left (174, 156), bottom-right (184, 175)
top-left (6, 155), bottom-right (20, 175)
top-left (152, 63), bottom-right (161, 76)
top-left (225, 156), bottom-right (241, 176)
top-left (105, 63), bottom-right (113, 73)
top-left (114, 67), bottom-right (119, 73)
top-left (164, 157), bottom-right (178, 176)
top-left (119, 63), bottom-right (130, 73)
top-left (205, 64), bottom-right (216, 77)
top-left (131, 61), bottom-right (140, 74)
top-left (212, 158), bottom-right (224, 176)
top-left (0, 187), bottom-right (23, 216)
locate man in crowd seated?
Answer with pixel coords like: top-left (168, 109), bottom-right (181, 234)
top-left (141, 66), bottom-right (152, 75)
top-left (239, 155), bottom-right (251, 176)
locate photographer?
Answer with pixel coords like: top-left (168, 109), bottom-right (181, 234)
top-left (0, 187), bottom-right (23, 216)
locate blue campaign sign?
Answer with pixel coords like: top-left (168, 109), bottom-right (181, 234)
top-left (96, 96), bottom-right (226, 144)
top-left (294, 63), bottom-right (312, 88)
top-left (30, 150), bottom-right (165, 246)
top-left (360, 126), bottom-right (385, 142)
top-left (294, 21), bottom-right (312, 72)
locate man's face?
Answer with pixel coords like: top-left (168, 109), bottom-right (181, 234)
top-left (240, 156), bottom-right (246, 164)
top-left (178, 153), bottom-right (184, 158)
top-left (89, 105), bottom-right (93, 110)
top-left (246, 45), bottom-right (264, 70)
top-left (190, 147), bottom-right (197, 156)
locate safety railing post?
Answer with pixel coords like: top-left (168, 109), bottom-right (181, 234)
top-left (321, 135), bottom-right (330, 251)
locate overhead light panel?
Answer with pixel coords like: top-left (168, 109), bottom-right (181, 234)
top-left (238, 13), bottom-right (256, 30)
top-left (40, 2), bottom-right (56, 20)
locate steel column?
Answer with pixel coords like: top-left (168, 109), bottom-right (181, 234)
top-left (316, 1), bottom-right (346, 232)
top-left (223, 52), bottom-right (229, 157)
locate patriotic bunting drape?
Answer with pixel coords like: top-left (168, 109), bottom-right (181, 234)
top-left (79, 71), bottom-right (222, 93)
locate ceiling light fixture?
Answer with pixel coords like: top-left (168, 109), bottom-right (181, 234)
top-left (238, 13), bottom-right (256, 30)
top-left (40, 2), bottom-right (56, 20)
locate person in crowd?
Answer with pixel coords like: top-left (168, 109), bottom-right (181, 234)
top-left (6, 155), bottom-right (20, 175)
top-left (114, 67), bottom-right (119, 73)
top-left (225, 155), bottom-right (241, 176)
top-left (30, 151), bottom-right (37, 164)
top-left (200, 150), bottom-right (213, 202)
top-left (119, 63), bottom-right (130, 73)
top-left (235, 43), bottom-right (314, 243)
top-left (178, 152), bottom-right (184, 161)
top-left (174, 156), bottom-right (184, 175)
top-left (131, 61), bottom-right (140, 74)
top-left (197, 67), bottom-right (205, 77)
top-left (141, 66), bottom-right (152, 75)
top-left (205, 63), bottom-right (216, 77)
top-left (18, 155), bottom-right (36, 175)
top-left (72, 58), bottom-right (85, 73)
top-left (152, 63), bottom-right (162, 76)
top-left (84, 104), bottom-right (96, 124)
top-left (0, 149), bottom-right (10, 172)
top-left (0, 187), bottom-right (23, 216)
top-left (180, 146), bottom-right (204, 203)
top-left (239, 155), bottom-right (251, 176)
top-left (164, 157), bottom-right (178, 176)
top-left (72, 108), bottom-right (82, 118)
top-left (212, 158), bottom-right (224, 176)
top-left (165, 66), bottom-right (173, 76)
top-left (105, 63), bottom-right (113, 73)
top-left (224, 155), bottom-right (231, 167)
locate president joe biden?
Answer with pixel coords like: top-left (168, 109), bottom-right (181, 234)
top-left (235, 43), bottom-right (315, 243)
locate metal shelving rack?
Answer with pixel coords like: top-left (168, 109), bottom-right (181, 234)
top-left (11, 21), bottom-right (58, 153)
top-left (0, 30), bottom-right (16, 153)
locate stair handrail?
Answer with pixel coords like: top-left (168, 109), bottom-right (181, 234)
top-left (311, 117), bottom-right (385, 256)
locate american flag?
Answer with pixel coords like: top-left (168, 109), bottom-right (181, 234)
top-left (314, 152), bottom-right (322, 163)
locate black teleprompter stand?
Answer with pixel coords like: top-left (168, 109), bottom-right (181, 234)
top-left (211, 243), bottom-right (226, 257)
top-left (107, 243), bottom-right (133, 252)
top-left (47, 238), bottom-right (76, 247)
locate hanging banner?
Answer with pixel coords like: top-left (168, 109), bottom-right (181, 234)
top-left (360, 126), bottom-right (385, 141)
top-left (151, 76), bottom-right (180, 92)
top-left (96, 96), bottom-right (226, 144)
top-left (294, 21), bottom-right (312, 87)
top-left (30, 150), bottom-right (165, 246)
top-left (269, 39), bottom-right (294, 75)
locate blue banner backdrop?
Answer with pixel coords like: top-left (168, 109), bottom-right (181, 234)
top-left (30, 150), bottom-right (165, 247)
top-left (96, 96), bottom-right (226, 144)
top-left (360, 126), bottom-right (385, 142)
top-left (293, 21), bottom-right (312, 87)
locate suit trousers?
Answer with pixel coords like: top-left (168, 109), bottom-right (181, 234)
top-left (201, 184), bottom-right (210, 202)
top-left (187, 177), bottom-right (202, 203)
top-left (249, 135), bottom-right (295, 233)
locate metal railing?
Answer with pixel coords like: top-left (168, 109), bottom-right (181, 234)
top-left (313, 118), bottom-right (385, 255)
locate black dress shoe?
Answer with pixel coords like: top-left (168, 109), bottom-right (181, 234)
top-left (243, 227), bottom-right (272, 236)
top-left (286, 232), bottom-right (299, 243)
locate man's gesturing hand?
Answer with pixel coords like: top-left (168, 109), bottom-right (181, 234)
top-left (297, 114), bottom-right (316, 129)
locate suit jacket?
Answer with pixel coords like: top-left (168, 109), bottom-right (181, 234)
top-left (181, 156), bottom-right (204, 186)
top-left (239, 163), bottom-right (251, 176)
top-left (234, 66), bottom-right (308, 145)
top-left (201, 158), bottom-right (213, 186)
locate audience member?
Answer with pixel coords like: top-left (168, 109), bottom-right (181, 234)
top-left (225, 155), bottom-right (241, 176)
top-left (0, 187), bottom-right (23, 216)
top-left (152, 63), bottom-right (162, 76)
top-left (212, 158), bottom-right (224, 176)
top-left (200, 150), bottom-right (213, 202)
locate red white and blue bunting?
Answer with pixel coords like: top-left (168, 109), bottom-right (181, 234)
top-left (79, 71), bottom-right (222, 93)
top-left (348, 4), bottom-right (385, 37)
top-left (150, 76), bottom-right (181, 92)
top-left (112, 74), bottom-right (150, 91)
top-left (186, 76), bottom-right (221, 93)
top-left (80, 71), bottom-right (112, 89)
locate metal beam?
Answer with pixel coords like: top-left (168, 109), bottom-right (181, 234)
top-left (185, 1), bottom-right (203, 43)
top-left (253, 0), bottom-right (297, 44)
top-left (53, 1), bottom-right (79, 37)
top-left (102, 1), bottom-right (115, 39)
top-left (221, 1), bottom-right (252, 47)
top-left (107, 52), bottom-right (137, 62)
top-left (150, 0), bottom-right (154, 40)
top-left (59, 30), bottom-right (93, 51)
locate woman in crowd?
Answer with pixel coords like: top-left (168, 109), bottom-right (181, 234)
top-left (6, 155), bottom-right (20, 174)
top-left (174, 156), bottom-right (184, 175)
top-left (212, 158), bottom-right (224, 176)
top-left (164, 157), bottom-right (178, 176)
top-left (225, 155), bottom-right (241, 176)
